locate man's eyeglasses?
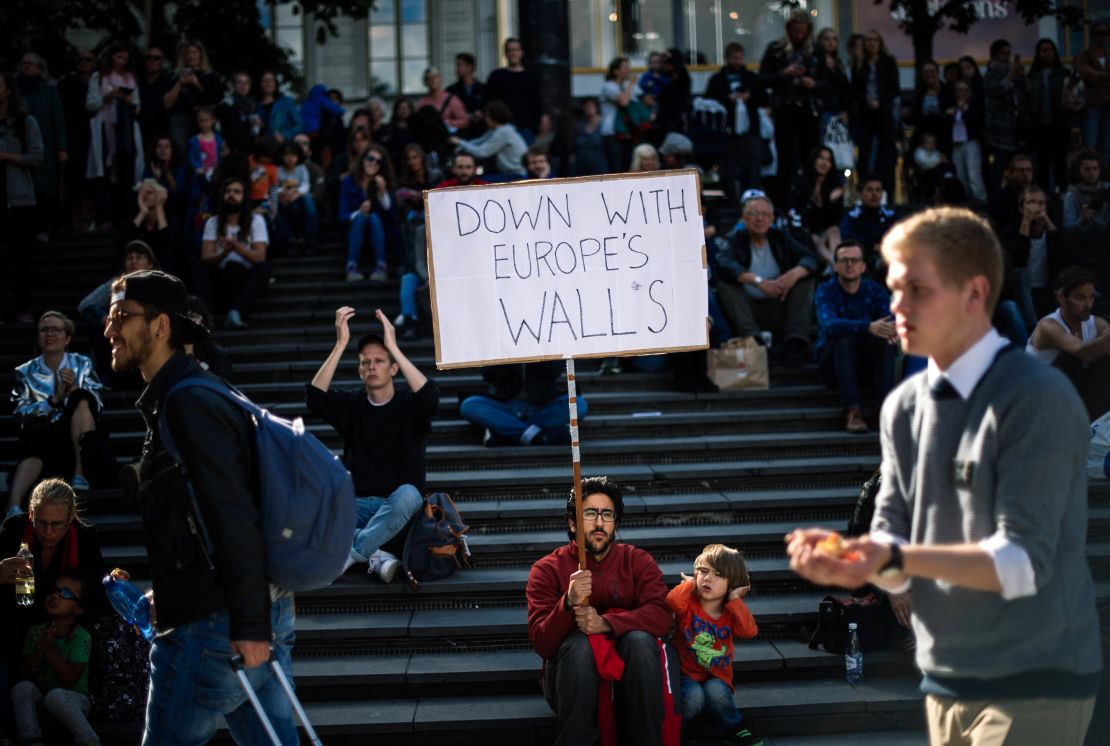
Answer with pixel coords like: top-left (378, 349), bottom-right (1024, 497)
top-left (51, 585), bottom-right (81, 602)
top-left (836, 256), bottom-right (864, 265)
top-left (581, 508), bottom-right (617, 522)
top-left (38, 326), bottom-right (66, 336)
top-left (104, 309), bottom-right (158, 331)
top-left (34, 517), bottom-right (71, 531)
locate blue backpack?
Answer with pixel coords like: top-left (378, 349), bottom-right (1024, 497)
top-left (400, 492), bottom-right (471, 588)
top-left (159, 377), bottom-right (357, 592)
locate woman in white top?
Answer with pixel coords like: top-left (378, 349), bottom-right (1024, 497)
top-left (599, 57), bottom-right (635, 173)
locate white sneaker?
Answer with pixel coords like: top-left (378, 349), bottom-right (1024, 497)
top-left (345, 270), bottom-right (365, 282)
top-left (368, 549), bottom-right (400, 583)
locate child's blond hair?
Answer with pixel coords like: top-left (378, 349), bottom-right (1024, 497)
top-left (694, 544), bottom-right (750, 595)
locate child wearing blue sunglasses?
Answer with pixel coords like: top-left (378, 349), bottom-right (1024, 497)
top-left (11, 572), bottom-right (99, 745)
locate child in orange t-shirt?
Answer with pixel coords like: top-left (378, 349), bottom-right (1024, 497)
top-left (666, 543), bottom-right (762, 746)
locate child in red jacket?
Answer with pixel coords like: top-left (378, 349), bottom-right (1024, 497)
top-left (666, 543), bottom-right (762, 746)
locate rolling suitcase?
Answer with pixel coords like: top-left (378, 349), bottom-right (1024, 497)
top-left (230, 651), bottom-right (323, 746)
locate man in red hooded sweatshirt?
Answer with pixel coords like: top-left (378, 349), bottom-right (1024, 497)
top-left (526, 476), bottom-right (678, 746)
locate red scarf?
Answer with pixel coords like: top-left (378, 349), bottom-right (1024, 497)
top-left (588, 635), bottom-right (681, 746)
top-left (21, 519), bottom-right (79, 574)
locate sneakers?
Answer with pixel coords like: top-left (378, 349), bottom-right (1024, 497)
top-left (845, 406), bottom-right (869, 433)
top-left (71, 475), bottom-right (90, 492)
top-left (345, 269), bottom-right (365, 282)
top-left (722, 726), bottom-right (764, 746)
top-left (224, 309), bottom-right (247, 329)
top-left (369, 264), bottom-right (388, 282)
top-left (367, 549), bottom-right (400, 583)
top-left (599, 357), bottom-right (623, 375)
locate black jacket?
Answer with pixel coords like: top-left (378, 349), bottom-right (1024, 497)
top-left (136, 352), bottom-right (270, 641)
top-left (480, 361), bottom-right (564, 405)
top-left (716, 227), bottom-right (819, 282)
top-left (704, 65), bottom-right (762, 134)
top-left (758, 41), bottom-right (821, 111)
top-left (851, 55), bottom-right (900, 114)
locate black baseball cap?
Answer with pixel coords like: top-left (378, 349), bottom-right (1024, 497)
top-left (110, 270), bottom-right (209, 344)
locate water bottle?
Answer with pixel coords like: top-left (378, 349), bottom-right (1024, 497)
top-left (845, 621), bottom-right (863, 684)
top-left (14, 543), bottom-right (34, 607)
top-left (102, 569), bottom-right (155, 641)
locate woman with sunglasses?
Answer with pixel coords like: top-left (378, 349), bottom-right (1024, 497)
top-left (338, 143), bottom-right (399, 282)
top-left (0, 479), bottom-right (104, 741)
top-left (6, 313), bottom-right (102, 519)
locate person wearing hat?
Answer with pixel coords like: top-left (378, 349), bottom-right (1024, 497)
top-left (104, 270), bottom-right (298, 744)
top-left (658, 132), bottom-right (696, 171)
top-left (79, 240), bottom-right (158, 384)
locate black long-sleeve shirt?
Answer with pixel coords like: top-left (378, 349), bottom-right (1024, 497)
top-left (305, 379), bottom-right (439, 496)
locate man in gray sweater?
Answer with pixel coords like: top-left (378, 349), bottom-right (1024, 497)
top-left (787, 207), bottom-right (1101, 746)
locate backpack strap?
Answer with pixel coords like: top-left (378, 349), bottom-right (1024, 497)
top-left (156, 376), bottom-right (261, 568)
top-left (808, 595), bottom-right (836, 650)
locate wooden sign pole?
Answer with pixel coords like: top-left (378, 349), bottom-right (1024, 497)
top-left (566, 359), bottom-right (587, 570)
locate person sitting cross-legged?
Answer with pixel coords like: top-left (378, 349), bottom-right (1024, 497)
top-left (306, 306), bottom-right (440, 581)
top-left (715, 194), bottom-right (819, 366)
top-left (460, 362), bottom-right (588, 447)
top-left (1027, 266), bottom-right (1110, 420)
top-left (815, 240), bottom-right (898, 432)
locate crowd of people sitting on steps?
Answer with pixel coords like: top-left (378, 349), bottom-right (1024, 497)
top-left (1, 14), bottom-right (1109, 746)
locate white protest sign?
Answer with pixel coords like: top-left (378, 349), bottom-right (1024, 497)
top-left (425, 169), bottom-right (709, 369)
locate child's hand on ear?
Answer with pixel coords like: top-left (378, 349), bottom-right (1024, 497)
top-left (729, 585), bottom-right (750, 601)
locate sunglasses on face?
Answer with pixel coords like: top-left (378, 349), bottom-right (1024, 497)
top-left (51, 585), bottom-right (81, 602)
top-left (104, 308), bottom-right (157, 331)
top-left (364, 155), bottom-right (383, 165)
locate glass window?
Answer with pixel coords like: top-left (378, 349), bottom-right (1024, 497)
top-left (368, 0), bottom-right (429, 97)
top-left (622, 0), bottom-right (672, 67)
top-left (370, 24), bottom-right (397, 60)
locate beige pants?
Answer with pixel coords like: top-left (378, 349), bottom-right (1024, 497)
top-left (925, 693), bottom-right (1096, 746)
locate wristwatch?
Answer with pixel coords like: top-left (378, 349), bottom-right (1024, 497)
top-left (878, 543), bottom-right (904, 578)
top-left (752, 275), bottom-right (764, 286)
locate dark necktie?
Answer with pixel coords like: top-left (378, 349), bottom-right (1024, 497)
top-left (929, 376), bottom-right (959, 401)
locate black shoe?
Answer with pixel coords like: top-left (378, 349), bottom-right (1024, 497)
top-left (722, 726), bottom-right (764, 746)
top-left (779, 338), bottom-right (808, 367)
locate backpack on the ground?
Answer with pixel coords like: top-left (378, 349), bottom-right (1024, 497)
top-left (159, 376), bottom-right (357, 592)
top-left (400, 492), bottom-right (472, 588)
top-left (808, 593), bottom-right (892, 654)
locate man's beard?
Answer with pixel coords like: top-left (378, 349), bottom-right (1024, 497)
top-left (583, 527), bottom-right (614, 556)
top-left (219, 199), bottom-right (243, 218)
top-left (111, 325), bottom-right (154, 372)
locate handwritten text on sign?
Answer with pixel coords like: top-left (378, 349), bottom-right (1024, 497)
top-left (426, 170), bottom-right (709, 368)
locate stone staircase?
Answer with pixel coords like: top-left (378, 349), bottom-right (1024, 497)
top-left (4, 223), bottom-right (1109, 746)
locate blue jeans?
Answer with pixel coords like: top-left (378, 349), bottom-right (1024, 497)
top-left (351, 484), bottom-right (423, 562)
top-left (1084, 103), bottom-right (1110, 158)
top-left (400, 272), bottom-right (420, 318)
top-left (143, 596), bottom-right (298, 746)
top-left (680, 675), bottom-right (742, 732)
top-left (459, 394), bottom-right (588, 444)
top-left (818, 333), bottom-right (897, 409)
top-left (346, 212), bottom-right (385, 271)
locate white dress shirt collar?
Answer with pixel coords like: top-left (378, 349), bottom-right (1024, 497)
top-left (926, 328), bottom-right (1008, 400)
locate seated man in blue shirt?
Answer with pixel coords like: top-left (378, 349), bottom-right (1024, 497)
top-left (815, 240), bottom-right (898, 432)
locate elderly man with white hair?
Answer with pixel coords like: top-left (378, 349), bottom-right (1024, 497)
top-left (714, 193), bottom-right (819, 366)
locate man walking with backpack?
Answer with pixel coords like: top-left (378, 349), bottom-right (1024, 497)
top-left (105, 270), bottom-right (299, 745)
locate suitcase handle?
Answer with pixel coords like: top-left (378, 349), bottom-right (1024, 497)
top-left (230, 650), bottom-right (324, 746)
